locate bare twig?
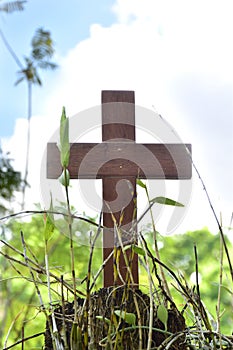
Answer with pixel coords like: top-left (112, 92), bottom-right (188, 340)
top-left (0, 245), bottom-right (85, 297)
top-left (187, 149), bottom-right (233, 282)
top-left (139, 234), bottom-right (153, 350)
top-left (0, 209), bottom-right (100, 228)
top-left (3, 331), bottom-right (45, 350)
top-left (216, 214), bottom-right (224, 341)
top-left (3, 311), bottom-right (22, 349)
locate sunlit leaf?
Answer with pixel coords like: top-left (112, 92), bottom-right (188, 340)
top-left (123, 244), bottom-right (145, 257)
top-left (70, 323), bottom-right (82, 350)
top-left (150, 196), bottom-right (184, 207)
top-left (136, 178), bottom-right (146, 189)
top-left (114, 310), bottom-right (136, 326)
top-left (132, 244), bottom-right (145, 256)
top-left (59, 168), bottom-right (70, 187)
top-left (157, 304), bottom-right (168, 331)
top-left (43, 197), bottom-right (55, 242)
top-left (59, 107), bottom-right (70, 168)
top-left (123, 244), bottom-right (131, 251)
top-left (96, 316), bottom-right (111, 325)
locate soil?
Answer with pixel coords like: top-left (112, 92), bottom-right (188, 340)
top-left (44, 287), bottom-right (186, 349)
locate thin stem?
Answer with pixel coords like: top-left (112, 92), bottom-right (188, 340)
top-left (0, 27), bottom-right (30, 210)
top-left (83, 213), bottom-right (102, 348)
top-left (0, 243), bottom-right (85, 297)
top-left (155, 111), bottom-right (233, 281)
top-left (216, 216), bottom-right (223, 336)
top-left (140, 234), bottom-right (153, 350)
top-left (194, 244), bottom-right (201, 306)
top-left (0, 210), bottom-right (100, 228)
top-left (190, 154), bottom-right (233, 282)
top-left (60, 275), bottom-right (69, 350)
top-left (20, 231), bottom-right (45, 309)
top-left (113, 222), bottom-right (143, 350)
top-left (139, 181), bottom-right (172, 300)
top-left (3, 311), bottom-right (22, 349)
top-left (0, 28), bottom-right (23, 69)
top-left (64, 173), bottom-right (78, 325)
top-left (3, 332), bottom-right (45, 350)
top-left (89, 249), bottom-right (114, 291)
top-left (45, 240), bottom-right (58, 336)
top-left (21, 81), bottom-right (32, 209)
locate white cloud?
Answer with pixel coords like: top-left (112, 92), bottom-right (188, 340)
top-left (2, 0), bottom-right (232, 235)
top-left (113, 0), bottom-right (233, 79)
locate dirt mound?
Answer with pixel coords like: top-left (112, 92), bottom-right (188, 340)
top-left (44, 287), bottom-right (186, 349)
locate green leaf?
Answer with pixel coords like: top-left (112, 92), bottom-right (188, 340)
top-left (114, 310), bottom-right (136, 326)
top-left (59, 168), bottom-right (70, 187)
top-left (136, 179), bottom-right (146, 189)
top-left (123, 244), bottom-right (145, 257)
top-left (44, 197), bottom-right (55, 242)
top-left (150, 196), bottom-right (184, 207)
top-left (70, 323), bottom-right (82, 350)
top-left (96, 316), bottom-right (111, 325)
top-left (59, 107), bottom-right (70, 168)
top-left (212, 283), bottom-right (233, 295)
top-left (157, 304), bottom-right (168, 331)
top-left (123, 244), bottom-right (131, 251)
top-left (132, 244), bottom-right (145, 257)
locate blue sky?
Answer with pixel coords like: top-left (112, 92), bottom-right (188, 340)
top-left (0, 0), bottom-right (232, 235)
top-left (0, 0), bottom-right (115, 136)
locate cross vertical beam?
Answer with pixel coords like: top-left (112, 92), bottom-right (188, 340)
top-left (102, 91), bottom-right (138, 287)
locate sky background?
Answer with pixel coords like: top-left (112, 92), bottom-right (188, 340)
top-left (0, 0), bottom-right (232, 236)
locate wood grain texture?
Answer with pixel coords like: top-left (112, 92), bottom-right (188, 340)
top-left (102, 90), bottom-right (135, 141)
top-left (102, 91), bottom-right (138, 287)
top-left (47, 142), bottom-right (192, 179)
top-left (102, 176), bottom-right (138, 286)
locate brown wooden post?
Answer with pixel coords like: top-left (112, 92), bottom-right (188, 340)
top-left (102, 90), bottom-right (138, 287)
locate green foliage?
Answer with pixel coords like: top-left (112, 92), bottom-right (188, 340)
top-left (0, 148), bottom-right (22, 213)
top-left (157, 304), bottom-right (168, 331)
top-left (114, 310), bottom-right (136, 326)
top-left (159, 229), bottom-right (226, 279)
top-left (31, 27), bottom-right (56, 63)
top-left (157, 228), bottom-right (233, 333)
top-left (15, 27), bottom-right (57, 87)
top-left (0, 0), bottom-right (26, 13)
top-left (137, 179), bottom-right (184, 207)
top-left (136, 178), bottom-right (147, 189)
top-left (43, 199), bottom-right (55, 242)
top-left (59, 107), bottom-right (70, 169)
top-left (0, 214), bottom-right (102, 349)
top-left (131, 244), bottom-right (145, 256)
top-left (1, 217), bottom-right (232, 348)
top-left (70, 323), bottom-right (82, 350)
top-left (150, 196), bottom-right (184, 207)
top-left (1, 154), bottom-right (232, 348)
top-left (59, 168), bottom-right (70, 187)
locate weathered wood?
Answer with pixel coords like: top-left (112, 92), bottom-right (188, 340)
top-left (102, 90), bottom-right (138, 286)
top-left (46, 90), bottom-right (192, 288)
top-left (47, 143), bottom-right (192, 179)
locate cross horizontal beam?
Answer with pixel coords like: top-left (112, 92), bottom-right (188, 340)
top-left (47, 142), bottom-right (192, 180)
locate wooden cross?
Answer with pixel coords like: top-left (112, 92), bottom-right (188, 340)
top-left (47, 90), bottom-right (192, 287)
